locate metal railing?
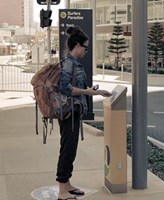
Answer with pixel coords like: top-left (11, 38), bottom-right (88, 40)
top-left (0, 63), bottom-right (43, 92)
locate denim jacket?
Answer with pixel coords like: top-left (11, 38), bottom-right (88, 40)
top-left (59, 54), bottom-right (88, 113)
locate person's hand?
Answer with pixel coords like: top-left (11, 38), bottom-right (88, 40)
top-left (85, 88), bottom-right (112, 97)
top-left (96, 89), bottom-right (112, 97)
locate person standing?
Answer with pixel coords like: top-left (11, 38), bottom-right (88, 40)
top-left (56, 26), bottom-right (112, 200)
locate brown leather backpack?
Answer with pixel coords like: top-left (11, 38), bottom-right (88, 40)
top-left (31, 60), bottom-right (77, 143)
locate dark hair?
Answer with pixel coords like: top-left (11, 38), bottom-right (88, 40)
top-left (66, 26), bottom-right (89, 51)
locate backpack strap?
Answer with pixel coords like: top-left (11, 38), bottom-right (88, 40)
top-left (35, 101), bottom-right (39, 135)
top-left (42, 117), bottom-right (48, 144)
top-left (80, 116), bottom-right (84, 141)
top-left (71, 97), bottom-right (74, 134)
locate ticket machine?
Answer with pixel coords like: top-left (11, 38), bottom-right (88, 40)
top-left (103, 85), bottom-right (127, 193)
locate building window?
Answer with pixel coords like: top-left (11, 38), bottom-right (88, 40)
top-left (71, 2), bottom-right (89, 9)
top-left (96, 7), bottom-right (105, 24)
top-left (127, 5), bottom-right (132, 22)
top-left (116, 0), bottom-right (127, 4)
top-left (148, 2), bottom-right (154, 20)
top-left (105, 6), bottom-right (116, 24)
top-left (116, 5), bottom-right (127, 22)
top-left (154, 1), bottom-right (163, 19)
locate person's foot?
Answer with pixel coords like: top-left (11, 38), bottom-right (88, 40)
top-left (58, 191), bottom-right (76, 200)
top-left (69, 188), bottom-right (85, 195)
top-left (67, 181), bottom-right (85, 196)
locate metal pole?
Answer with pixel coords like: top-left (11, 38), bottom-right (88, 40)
top-left (90, 0), bottom-right (97, 75)
top-left (132, 0), bottom-right (148, 189)
top-left (37, 46), bottom-right (40, 72)
top-left (1, 65), bottom-right (4, 92)
top-left (47, 0), bottom-right (51, 63)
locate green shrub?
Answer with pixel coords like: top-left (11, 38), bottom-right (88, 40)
top-left (85, 121), bottom-right (164, 181)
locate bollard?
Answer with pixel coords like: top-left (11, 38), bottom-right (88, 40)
top-left (102, 62), bottom-right (105, 79)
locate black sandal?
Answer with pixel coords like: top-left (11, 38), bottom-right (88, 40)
top-left (69, 188), bottom-right (85, 195)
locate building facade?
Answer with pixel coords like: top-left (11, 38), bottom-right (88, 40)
top-left (0, 0), bottom-right (34, 55)
top-left (70, 0), bottom-right (164, 66)
top-left (0, 0), bottom-right (24, 27)
top-left (0, 0), bottom-right (33, 28)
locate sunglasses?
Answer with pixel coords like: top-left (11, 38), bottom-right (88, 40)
top-left (80, 44), bottom-right (88, 51)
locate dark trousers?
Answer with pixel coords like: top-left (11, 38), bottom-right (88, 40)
top-left (56, 111), bottom-right (80, 183)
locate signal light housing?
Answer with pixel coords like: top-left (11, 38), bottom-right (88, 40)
top-left (51, 0), bottom-right (60, 4)
top-left (37, 0), bottom-right (46, 5)
top-left (37, 0), bottom-right (60, 5)
top-left (40, 9), bottom-right (52, 28)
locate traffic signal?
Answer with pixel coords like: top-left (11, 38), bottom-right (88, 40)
top-left (37, 0), bottom-right (46, 5)
top-left (40, 9), bottom-right (52, 28)
top-left (37, 0), bottom-right (60, 5)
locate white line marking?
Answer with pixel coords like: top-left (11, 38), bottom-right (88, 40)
top-left (147, 125), bottom-right (156, 128)
top-left (93, 109), bottom-right (103, 112)
top-left (127, 124), bottom-right (156, 128)
top-left (94, 109), bottom-right (133, 112)
top-left (153, 111), bottom-right (164, 114)
top-left (94, 110), bottom-right (164, 115)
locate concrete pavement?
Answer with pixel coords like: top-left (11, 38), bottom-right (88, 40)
top-left (0, 72), bottom-right (164, 200)
top-left (0, 105), bottom-right (164, 200)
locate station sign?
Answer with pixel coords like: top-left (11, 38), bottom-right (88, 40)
top-left (59, 9), bottom-right (94, 119)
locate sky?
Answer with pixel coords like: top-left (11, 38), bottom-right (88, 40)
top-left (33, 0), bottom-right (66, 25)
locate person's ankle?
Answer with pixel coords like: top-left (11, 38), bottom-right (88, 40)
top-left (59, 182), bottom-right (68, 193)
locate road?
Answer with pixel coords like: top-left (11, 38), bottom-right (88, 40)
top-left (93, 90), bottom-right (164, 143)
top-left (0, 63), bottom-right (163, 143)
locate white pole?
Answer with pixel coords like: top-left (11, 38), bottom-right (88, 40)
top-left (90, 0), bottom-right (97, 75)
top-left (47, 0), bottom-right (51, 63)
top-left (121, 63), bottom-right (124, 80)
top-left (37, 46), bottom-right (40, 72)
top-left (103, 62), bottom-right (105, 79)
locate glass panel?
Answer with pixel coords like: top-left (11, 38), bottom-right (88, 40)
top-left (116, 0), bottom-right (126, 4)
top-left (116, 5), bottom-right (127, 22)
top-left (96, 8), bottom-right (101, 24)
top-left (127, 0), bottom-right (132, 4)
top-left (96, 39), bottom-right (104, 64)
top-left (104, 5), bottom-right (116, 24)
top-left (127, 5), bottom-right (132, 22)
top-left (71, 2), bottom-right (89, 9)
top-left (154, 2), bottom-right (163, 19)
top-left (109, 0), bottom-right (116, 4)
top-left (148, 2), bottom-right (154, 20)
top-left (163, 1), bottom-right (164, 19)
top-left (96, 7), bottom-right (105, 24)
top-left (105, 7), bottom-right (110, 24)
